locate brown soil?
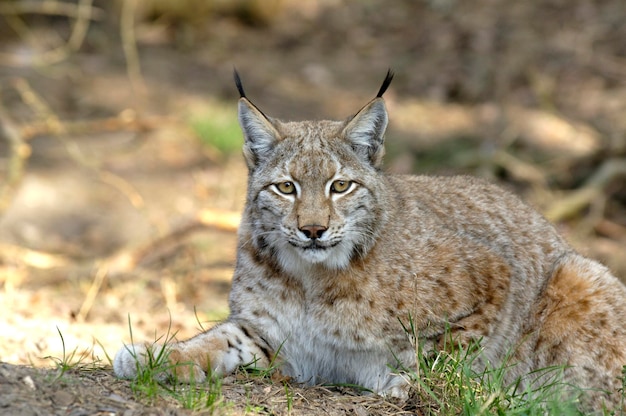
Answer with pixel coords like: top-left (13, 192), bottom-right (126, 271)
top-left (0, 361), bottom-right (416, 415)
top-left (0, 1), bottom-right (625, 414)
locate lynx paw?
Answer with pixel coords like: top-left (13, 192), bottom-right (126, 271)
top-left (168, 349), bottom-right (207, 383)
top-left (113, 343), bottom-right (169, 380)
top-left (376, 374), bottom-right (410, 401)
top-left (113, 343), bottom-right (207, 383)
top-left (380, 384), bottom-right (409, 401)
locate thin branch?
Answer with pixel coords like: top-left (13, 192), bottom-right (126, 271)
top-left (0, 0), bottom-right (97, 67)
top-left (76, 262), bottom-right (109, 322)
top-left (0, 243), bottom-right (69, 269)
top-left (67, 0), bottom-right (95, 52)
top-left (120, 0), bottom-right (145, 92)
top-left (0, 208), bottom-right (239, 277)
top-left (0, 90), bottom-right (31, 215)
top-left (196, 209), bottom-right (241, 233)
top-left (544, 158), bottom-right (626, 222)
top-left (0, 1), bottom-right (104, 19)
top-left (12, 77), bottom-right (94, 167)
top-left (19, 113), bottom-right (176, 141)
top-left (11, 78), bottom-right (167, 246)
top-left (98, 171), bottom-right (145, 210)
top-left (12, 78), bottom-right (66, 133)
top-left (105, 210), bottom-right (240, 275)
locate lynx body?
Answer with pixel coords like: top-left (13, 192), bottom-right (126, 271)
top-left (114, 72), bottom-right (626, 411)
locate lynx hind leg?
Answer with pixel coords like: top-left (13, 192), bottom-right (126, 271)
top-left (113, 321), bottom-right (272, 383)
top-left (526, 254), bottom-right (626, 411)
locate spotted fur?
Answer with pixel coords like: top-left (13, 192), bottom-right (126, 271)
top-left (114, 72), bottom-right (626, 412)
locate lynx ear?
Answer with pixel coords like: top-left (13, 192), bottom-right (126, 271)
top-left (342, 98), bottom-right (388, 168)
top-left (235, 71), bottom-right (280, 169)
top-left (238, 99), bottom-right (280, 169)
top-left (341, 70), bottom-right (392, 168)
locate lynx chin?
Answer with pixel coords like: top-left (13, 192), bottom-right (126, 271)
top-left (114, 70), bottom-right (626, 412)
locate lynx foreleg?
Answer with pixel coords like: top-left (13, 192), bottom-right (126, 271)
top-left (113, 321), bottom-right (272, 382)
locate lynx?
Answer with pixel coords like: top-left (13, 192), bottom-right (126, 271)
top-left (114, 71), bottom-right (626, 412)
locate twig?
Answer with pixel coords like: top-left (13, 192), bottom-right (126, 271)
top-left (0, 90), bottom-right (31, 215)
top-left (0, 1), bottom-right (104, 19)
top-left (111, 222), bottom-right (208, 273)
top-left (12, 78), bottom-right (161, 218)
top-left (12, 77), bottom-right (67, 134)
top-left (492, 150), bottom-right (547, 187)
top-left (105, 210), bottom-right (240, 275)
top-left (2, 225), bottom-right (217, 321)
top-left (120, 0), bottom-right (145, 92)
top-left (98, 171), bottom-right (145, 209)
top-left (76, 262), bottom-right (109, 322)
top-left (0, 243), bottom-right (69, 269)
top-left (0, 0), bottom-right (96, 67)
top-left (161, 276), bottom-right (180, 314)
top-left (544, 158), bottom-right (626, 222)
top-left (13, 77), bottom-right (94, 167)
top-left (19, 112), bottom-right (174, 141)
top-left (197, 209), bottom-right (241, 233)
top-left (0, 209), bottom-right (239, 279)
top-left (67, 0), bottom-right (95, 52)
top-left (595, 219), bottom-right (626, 241)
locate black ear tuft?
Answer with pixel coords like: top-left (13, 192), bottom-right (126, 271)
top-left (376, 69), bottom-right (394, 98)
top-left (233, 68), bottom-right (246, 98)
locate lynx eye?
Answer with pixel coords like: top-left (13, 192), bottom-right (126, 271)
top-left (330, 180), bottom-right (352, 194)
top-left (275, 181), bottom-right (296, 195)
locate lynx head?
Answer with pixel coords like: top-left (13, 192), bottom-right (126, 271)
top-left (235, 70), bottom-right (393, 273)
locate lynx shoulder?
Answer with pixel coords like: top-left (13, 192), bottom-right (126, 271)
top-left (114, 71), bottom-right (626, 412)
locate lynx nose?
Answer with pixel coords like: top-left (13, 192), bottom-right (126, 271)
top-left (299, 225), bottom-right (327, 240)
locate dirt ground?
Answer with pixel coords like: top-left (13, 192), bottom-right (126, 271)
top-left (1, 1), bottom-right (625, 414)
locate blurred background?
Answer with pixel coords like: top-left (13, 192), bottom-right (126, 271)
top-left (0, 0), bottom-right (624, 367)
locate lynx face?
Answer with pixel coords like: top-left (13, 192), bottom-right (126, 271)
top-left (237, 74), bottom-right (393, 273)
top-left (249, 125), bottom-right (384, 271)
